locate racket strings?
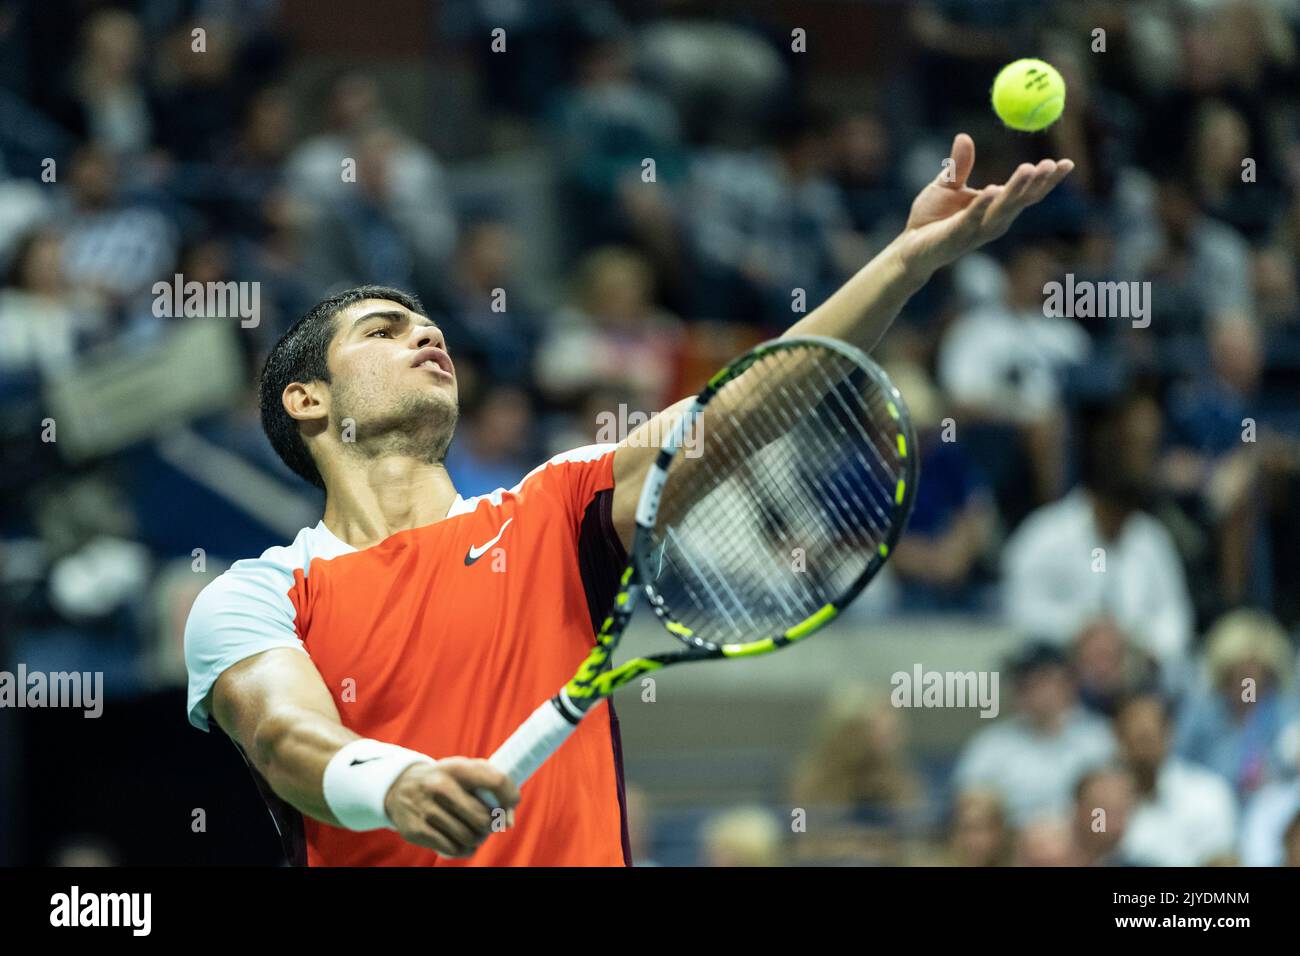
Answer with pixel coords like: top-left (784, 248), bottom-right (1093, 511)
top-left (767, 364), bottom-right (891, 547)
top-left (648, 343), bottom-right (909, 643)
top-left (651, 426), bottom-right (826, 633)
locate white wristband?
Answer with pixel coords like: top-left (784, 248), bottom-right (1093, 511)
top-left (322, 739), bottom-right (436, 831)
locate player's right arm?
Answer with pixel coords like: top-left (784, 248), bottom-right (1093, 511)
top-left (210, 648), bottom-right (519, 858)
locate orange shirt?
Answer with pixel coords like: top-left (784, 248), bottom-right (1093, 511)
top-left (185, 445), bottom-right (630, 866)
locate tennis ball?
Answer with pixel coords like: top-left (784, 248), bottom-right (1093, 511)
top-left (991, 58), bottom-right (1066, 132)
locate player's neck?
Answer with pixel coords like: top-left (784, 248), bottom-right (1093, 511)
top-left (320, 457), bottom-right (459, 549)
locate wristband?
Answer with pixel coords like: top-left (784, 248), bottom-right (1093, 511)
top-left (322, 738), bottom-right (436, 831)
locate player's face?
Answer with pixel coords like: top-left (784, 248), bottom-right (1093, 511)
top-left (325, 299), bottom-right (459, 461)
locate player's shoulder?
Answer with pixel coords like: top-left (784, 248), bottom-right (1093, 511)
top-left (184, 523), bottom-right (344, 732)
top-left (187, 523), bottom-right (348, 621)
top-left (509, 443), bottom-right (619, 494)
top-left (534, 442), bottom-right (620, 473)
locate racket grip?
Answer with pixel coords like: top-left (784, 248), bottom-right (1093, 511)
top-left (476, 698), bottom-right (579, 810)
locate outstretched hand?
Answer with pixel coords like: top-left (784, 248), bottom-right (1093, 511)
top-left (895, 133), bottom-right (1074, 275)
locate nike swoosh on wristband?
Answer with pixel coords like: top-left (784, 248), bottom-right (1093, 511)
top-left (464, 518), bottom-right (513, 565)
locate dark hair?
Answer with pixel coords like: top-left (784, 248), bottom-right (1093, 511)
top-left (1005, 640), bottom-right (1069, 681)
top-left (259, 284), bottom-right (425, 489)
top-left (1112, 689), bottom-right (1173, 725)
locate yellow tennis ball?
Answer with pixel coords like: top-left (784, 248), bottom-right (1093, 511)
top-left (991, 58), bottom-right (1066, 132)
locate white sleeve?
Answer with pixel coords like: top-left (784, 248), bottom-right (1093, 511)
top-left (184, 563), bottom-right (308, 732)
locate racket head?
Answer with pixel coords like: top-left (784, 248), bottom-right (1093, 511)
top-left (631, 335), bottom-right (918, 656)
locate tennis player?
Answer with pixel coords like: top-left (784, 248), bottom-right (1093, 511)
top-left (185, 135), bottom-right (1071, 865)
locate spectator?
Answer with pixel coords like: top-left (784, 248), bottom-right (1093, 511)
top-left (548, 34), bottom-right (686, 256)
top-left (287, 73), bottom-right (458, 267)
top-left (791, 685), bottom-right (926, 818)
top-left (1069, 766), bottom-right (1137, 866)
top-left (938, 245), bottom-right (1090, 428)
top-left (1114, 692), bottom-right (1238, 866)
top-left (1175, 608), bottom-right (1300, 799)
top-left (953, 642), bottom-right (1115, 826)
top-left (1012, 815), bottom-right (1076, 867)
top-left (684, 104), bottom-right (863, 326)
top-left (887, 361), bottom-right (996, 609)
top-left (1162, 310), bottom-right (1265, 608)
top-left (1070, 616), bottom-right (1159, 719)
top-left (54, 142), bottom-right (178, 316)
top-left (945, 789), bottom-right (1012, 867)
top-left (1116, 177), bottom-right (1252, 333)
top-left (536, 246), bottom-right (683, 413)
top-left (0, 229), bottom-right (105, 380)
top-left (151, 19), bottom-right (244, 164)
top-left (213, 85), bottom-right (297, 239)
top-left (53, 9), bottom-right (153, 159)
top-left (699, 806), bottom-right (782, 867)
top-left (829, 111), bottom-right (909, 238)
top-left (1002, 388), bottom-right (1194, 684)
top-left (308, 126), bottom-right (448, 303)
top-left (938, 244), bottom-right (1091, 506)
top-left (1189, 100), bottom-right (1278, 242)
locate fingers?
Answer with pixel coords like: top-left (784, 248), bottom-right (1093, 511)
top-left (389, 759), bottom-right (523, 859)
top-left (441, 758), bottom-right (522, 809)
top-left (940, 132), bottom-right (976, 189)
top-left (404, 812), bottom-right (478, 858)
top-left (986, 162), bottom-right (1037, 219)
top-left (985, 157), bottom-right (1074, 229)
top-left (423, 801), bottom-right (484, 855)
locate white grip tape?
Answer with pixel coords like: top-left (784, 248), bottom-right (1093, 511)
top-left (476, 700), bottom-right (578, 809)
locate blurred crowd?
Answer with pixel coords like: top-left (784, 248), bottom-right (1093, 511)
top-left (2, 0), bottom-right (1300, 866)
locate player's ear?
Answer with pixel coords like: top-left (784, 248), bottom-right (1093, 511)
top-left (282, 380), bottom-right (330, 425)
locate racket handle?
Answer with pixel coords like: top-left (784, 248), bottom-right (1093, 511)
top-left (476, 698), bottom-right (579, 810)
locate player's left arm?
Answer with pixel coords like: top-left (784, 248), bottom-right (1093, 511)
top-left (612, 133), bottom-right (1074, 547)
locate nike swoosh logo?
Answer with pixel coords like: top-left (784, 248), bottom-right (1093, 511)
top-left (350, 757), bottom-right (381, 766)
top-left (464, 518), bottom-right (513, 565)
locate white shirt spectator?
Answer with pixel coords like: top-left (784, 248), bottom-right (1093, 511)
top-left (938, 304), bottom-right (1090, 421)
top-left (1120, 757), bottom-right (1238, 866)
top-left (1002, 488), bottom-right (1193, 677)
top-left (953, 707), bottom-right (1116, 825)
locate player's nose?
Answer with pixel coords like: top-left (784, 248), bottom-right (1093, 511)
top-left (411, 326), bottom-right (447, 353)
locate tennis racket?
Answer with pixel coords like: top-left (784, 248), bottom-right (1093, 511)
top-left (477, 334), bottom-right (918, 807)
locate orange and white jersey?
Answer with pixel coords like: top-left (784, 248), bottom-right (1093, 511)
top-left (184, 444), bottom-right (630, 866)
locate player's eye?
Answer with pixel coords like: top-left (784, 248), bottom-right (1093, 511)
top-left (367, 328), bottom-right (392, 338)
